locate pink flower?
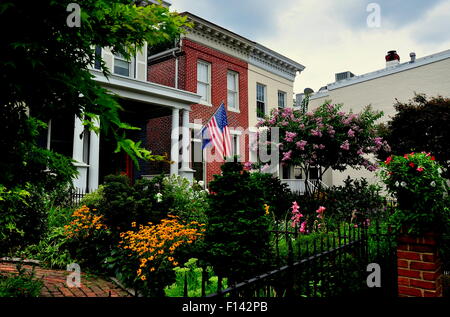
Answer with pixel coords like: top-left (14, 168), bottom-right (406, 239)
top-left (299, 221), bottom-right (307, 234)
top-left (347, 129), bottom-right (355, 138)
top-left (284, 131), bottom-right (297, 142)
top-left (316, 206), bottom-right (326, 219)
top-left (417, 167), bottom-right (424, 172)
top-left (296, 140), bottom-right (307, 150)
top-left (261, 163), bottom-right (270, 172)
top-left (340, 140), bottom-right (350, 151)
top-left (311, 129), bottom-right (322, 137)
top-left (243, 162), bottom-right (252, 171)
top-left (282, 150), bottom-right (292, 162)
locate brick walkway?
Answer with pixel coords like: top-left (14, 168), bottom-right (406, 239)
top-left (0, 262), bottom-right (131, 297)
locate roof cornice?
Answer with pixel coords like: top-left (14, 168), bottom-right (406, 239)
top-left (180, 12), bottom-right (305, 76)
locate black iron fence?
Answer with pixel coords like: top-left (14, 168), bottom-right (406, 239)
top-left (178, 221), bottom-right (396, 298)
top-left (69, 187), bottom-right (86, 207)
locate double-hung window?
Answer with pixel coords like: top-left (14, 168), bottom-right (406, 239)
top-left (113, 52), bottom-right (135, 77)
top-left (197, 60), bottom-right (211, 103)
top-left (278, 90), bottom-right (287, 109)
top-left (227, 71), bottom-right (239, 111)
top-left (256, 83), bottom-right (266, 118)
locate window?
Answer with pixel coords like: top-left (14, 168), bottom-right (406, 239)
top-left (278, 90), bottom-right (287, 109)
top-left (256, 83), bottom-right (266, 118)
top-left (191, 129), bottom-right (204, 183)
top-left (94, 46), bottom-right (102, 70)
top-left (231, 134), bottom-right (239, 157)
top-left (113, 52), bottom-right (135, 77)
top-left (227, 71), bottom-right (239, 111)
top-left (197, 60), bottom-right (211, 103)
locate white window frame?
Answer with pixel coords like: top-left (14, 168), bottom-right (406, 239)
top-left (227, 70), bottom-right (239, 112)
top-left (113, 51), bottom-right (136, 78)
top-left (197, 60), bottom-right (212, 105)
top-left (256, 83), bottom-right (266, 119)
top-left (278, 90), bottom-right (287, 109)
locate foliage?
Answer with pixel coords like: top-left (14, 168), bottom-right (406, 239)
top-left (379, 94), bottom-right (450, 179)
top-left (87, 174), bottom-right (168, 237)
top-left (0, 263), bottom-right (43, 297)
top-left (322, 177), bottom-right (387, 225)
top-left (164, 258), bottom-right (227, 297)
top-left (258, 102), bottom-right (388, 195)
top-left (161, 175), bottom-right (209, 224)
top-left (204, 162), bottom-right (273, 284)
top-left (114, 216), bottom-right (205, 296)
top-left (22, 227), bottom-right (74, 269)
top-left (249, 172), bottom-right (292, 221)
top-left (379, 152), bottom-right (450, 234)
top-left (0, 0), bottom-right (191, 167)
top-left (0, 184), bottom-right (49, 254)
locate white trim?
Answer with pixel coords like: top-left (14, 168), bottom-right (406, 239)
top-left (90, 70), bottom-right (201, 109)
top-left (227, 70), bottom-right (239, 112)
top-left (197, 60), bottom-right (212, 104)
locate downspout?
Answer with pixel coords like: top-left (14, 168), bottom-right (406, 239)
top-left (173, 50), bottom-right (178, 89)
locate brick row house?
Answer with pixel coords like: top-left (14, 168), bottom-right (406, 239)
top-left (42, 7), bottom-right (304, 192)
top-left (146, 12), bottom-right (305, 184)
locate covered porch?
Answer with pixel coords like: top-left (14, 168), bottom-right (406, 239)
top-left (71, 71), bottom-right (201, 192)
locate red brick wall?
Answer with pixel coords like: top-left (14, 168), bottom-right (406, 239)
top-left (182, 39), bottom-right (249, 183)
top-left (397, 234), bottom-right (443, 297)
top-left (146, 116), bottom-right (172, 175)
top-left (147, 39), bottom-right (249, 184)
top-left (148, 58), bottom-right (176, 88)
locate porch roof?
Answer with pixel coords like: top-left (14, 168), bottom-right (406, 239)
top-left (90, 70), bottom-right (201, 110)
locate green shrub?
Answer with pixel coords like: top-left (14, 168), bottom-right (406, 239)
top-left (164, 258), bottom-right (227, 297)
top-left (161, 175), bottom-right (209, 224)
top-left (22, 227), bottom-right (74, 269)
top-left (291, 177), bottom-right (387, 230)
top-left (0, 184), bottom-right (48, 254)
top-left (0, 263), bottom-right (43, 297)
top-left (204, 162), bottom-right (272, 284)
top-left (249, 172), bottom-right (292, 222)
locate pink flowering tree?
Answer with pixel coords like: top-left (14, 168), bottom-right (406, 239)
top-left (257, 102), bottom-right (390, 195)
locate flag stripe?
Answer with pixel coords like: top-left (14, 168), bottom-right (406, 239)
top-left (202, 103), bottom-right (231, 159)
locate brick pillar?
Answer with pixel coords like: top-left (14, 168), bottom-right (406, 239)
top-left (397, 233), bottom-right (443, 297)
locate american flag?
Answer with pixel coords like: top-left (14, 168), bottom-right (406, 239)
top-left (201, 103), bottom-right (232, 159)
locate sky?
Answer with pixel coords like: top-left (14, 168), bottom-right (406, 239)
top-left (169, 0), bottom-right (450, 97)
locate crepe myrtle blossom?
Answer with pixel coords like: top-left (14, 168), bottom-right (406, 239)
top-left (347, 129), bottom-right (355, 138)
top-left (296, 140), bottom-right (307, 150)
top-left (284, 131), bottom-right (297, 142)
top-left (243, 161), bottom-right (253, 171)
top-left (311, 129), bottom-right (322, 137)
top-left (282, 150), bottom-right (292, 162)
top-left (340, 140), bottom-right (350, 151)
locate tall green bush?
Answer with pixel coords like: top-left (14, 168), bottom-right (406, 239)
top-left (204, 162), bottom-right (272, 284)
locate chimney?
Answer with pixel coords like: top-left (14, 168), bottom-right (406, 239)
top-left (409, 52), bottom-right (416, 63)
top-left (385, 50), bottom-right (400, 67)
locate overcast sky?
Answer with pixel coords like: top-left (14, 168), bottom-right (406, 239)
top-left (170, 0), bottom-right (450, 97)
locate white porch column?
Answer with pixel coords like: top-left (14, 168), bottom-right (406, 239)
top-left (88, 117), bottom-right (100, 192)
top-left (179, 109), bottom-right (195, 181)
top-left (72, 115), bottom-right (88, 192)
top-left (170, 108), bottom-right (180, 176)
